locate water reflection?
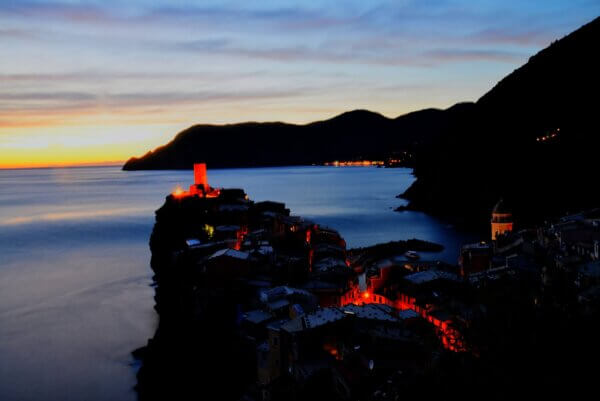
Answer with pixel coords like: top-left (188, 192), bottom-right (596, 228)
top-left (1, 207), bottom-right (144, 226)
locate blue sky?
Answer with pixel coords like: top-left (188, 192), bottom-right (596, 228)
top-left (1, 0), bottom-right (598, 166)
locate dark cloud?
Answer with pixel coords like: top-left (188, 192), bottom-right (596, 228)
top-left (0, 70), bottom-right (265, 83)
top-left (103, 88), bottom-right (311, 106)
top-left (0, 1), bottom-right (118, 24)
top-left (0, 87), bottom-right (314, 119)
top-left (173, 38), bottom-right (230, 52)
top-left (424, 48), bottom-right (526, 63)
top-left (0, 92), bottom-right (96, 102)
top-left (472, 27), bottom-right (555, 47)
top-left (0, 28), bottom-right (38, 38)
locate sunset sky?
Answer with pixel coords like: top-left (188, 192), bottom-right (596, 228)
top-left (1, 1), bottom-right (598, 168)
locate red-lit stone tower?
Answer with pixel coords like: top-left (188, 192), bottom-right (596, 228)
top-left (193, 163), bottom-right (209, 192)
top-left (491, 199), bottom-right (513, 240)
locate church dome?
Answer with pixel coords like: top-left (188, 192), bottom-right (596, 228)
top-left (492, 199), bottom-right (511, 215)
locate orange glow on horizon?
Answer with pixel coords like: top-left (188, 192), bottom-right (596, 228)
top-left (0, 121), bottom-right (188, 169)
top-left (0, 106), bottom-right (420, 169)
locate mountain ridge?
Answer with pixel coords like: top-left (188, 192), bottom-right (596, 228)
top-left (122, 105), bottom-right (460, 170)
top-left (124, 16), bottom-right (600, 227)
top-left (402, 15), bottom-right (600, 227)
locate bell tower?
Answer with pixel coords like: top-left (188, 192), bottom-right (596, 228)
top-left (491, 199), bottom-right (513, 241)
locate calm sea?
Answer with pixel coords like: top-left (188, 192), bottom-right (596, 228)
top-left (0, 165), bottom-right (475, 401)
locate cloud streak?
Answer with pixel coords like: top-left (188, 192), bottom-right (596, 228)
top-left (0, 92), bottom-right (96, 102)
top-left (424, 48), bottom-right (527, 63)
top-left (0, 87), bottom-right (320, 128)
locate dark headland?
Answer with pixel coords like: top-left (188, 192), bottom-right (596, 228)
top-left (124, 16), bottom-right (600, 228)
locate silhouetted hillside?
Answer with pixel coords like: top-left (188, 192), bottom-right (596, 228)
top-left (124, 16), bottom-right (600, 228)
top-left (478, 16), bottom-right (599, 128)
top-left (403, 16), bottom-right (600, 228)
top-left (122, 106), bottom-right (469, 170)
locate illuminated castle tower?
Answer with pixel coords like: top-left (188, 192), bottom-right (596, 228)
top-left (193, 163), bottom-right (209, 192)
top-left (491, 199), bottom-right (513, 241)
top-left (172, 163), bottom-right (220, 199)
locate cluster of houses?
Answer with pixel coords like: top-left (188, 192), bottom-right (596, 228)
top-left (151, 165), bottom-right (471, 399)
top-left (148, 164), bottom-right (600, 401)
top-left (457, 201), bottom-right (600, 308)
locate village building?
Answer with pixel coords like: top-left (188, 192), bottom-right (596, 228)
top-left (491, 199), bottom-right (514, 241)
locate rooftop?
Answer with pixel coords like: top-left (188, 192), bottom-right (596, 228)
top-left (267, 298), bottom-right (290, 311)
top-left (243, 309), bottom-right (273, 325)
top-left (259, 286), bottom-right (293, 303)
top-left (313, 257), bottom-right (348, 272)
top-left (218, 204), bottom-right (250, 212)
top-left (404, 270), bottom-right (461, 284)
top-left (398, 309), bottom-right (419, 319)
top-left (578, 261), bottom-right (600, 278)
top-left (215, 225), bottom-right (241, 232)
top-left (303, 308), bottom-right (346, 329)
top-left (208, 248), bottom-right (250, 260)
top-left (462, 242), bottom-right (491, 251)
top-left (185, 238), bottom-right (202, 247)
top-left (341, 304), bottom-right (398, 322)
